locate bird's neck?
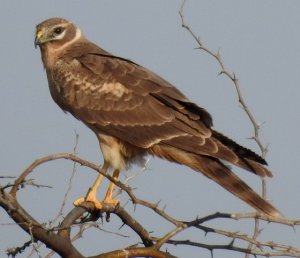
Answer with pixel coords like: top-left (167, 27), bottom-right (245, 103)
top-left (39, 45), bottom-right (60, 69)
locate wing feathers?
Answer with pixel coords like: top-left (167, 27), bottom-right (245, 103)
top-left (161, 134), bottom-right (271, 177)
top-left (59, 52), bottom-right (271, 177)
top-left (47, 38), bottom-right (277, 215)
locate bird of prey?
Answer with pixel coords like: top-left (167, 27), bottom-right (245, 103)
top-left (35, 17), bottom-right (280, 217)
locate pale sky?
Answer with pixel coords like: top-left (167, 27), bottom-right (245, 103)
top-left (1, 1), bottom-right (299, 258)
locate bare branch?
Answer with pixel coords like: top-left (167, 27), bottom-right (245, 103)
top-left (0, 190), bottom-right (84, 258)
top-left (179, 2), bottom-right (273, 257)
top-left (179, 0), bottom-right (267, 157)
top-left (52, 131), bottom-right (80, 222)
top-left (6, 239), bottom-right (32, 257)
top-left (89, 247), bottom-right (179, 258)
top-left (166, 239), bottom-right (300, 257)
top-left (1, 153), bottom-right (300, 257)
top-left (1, 5), bottom-right (298, 257)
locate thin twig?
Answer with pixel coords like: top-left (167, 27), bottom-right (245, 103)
top-left (179, 2), bottom-right (270, 257)
top-left (165, 239), bottom-right (300, 257)
top-left (2, 153), bottom-right (300, 257)
top-left (53, 131), bottom-right (80, 222)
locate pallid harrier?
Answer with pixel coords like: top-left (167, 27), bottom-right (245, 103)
top-left (35, 18), bottom-right (280, 217)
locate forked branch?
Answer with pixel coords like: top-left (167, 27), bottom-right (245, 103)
top-left (1, 153), bottom-right (299, 257)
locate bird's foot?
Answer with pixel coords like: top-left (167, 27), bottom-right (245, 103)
top-left (102, 191), bottom-right (120, 207)
top-left (103, 197), bottom-right (120, 207)
top-left (102, 195), bottom-right (119, 222)
top-left (73, 194), bottom-right (120, 211)
top-left (73, 193), bottom-right (103, 210)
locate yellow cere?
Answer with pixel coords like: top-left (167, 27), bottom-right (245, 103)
top-left (37, 30), bottom-right (43, 39)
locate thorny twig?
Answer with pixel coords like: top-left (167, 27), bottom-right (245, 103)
top-left (26, 132), bottom-right (80, 258)
top-left (179, 1), bottom-right (272, 256)
top-left (1, 3), bottom-right (299, 257)
top-left (3, 153), bottom-right (300, 257)
top-left (53, 131), bottom-right (80, 221)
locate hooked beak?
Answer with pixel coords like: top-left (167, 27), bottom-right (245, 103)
top-left (34, 30), bottom-right (45, 48)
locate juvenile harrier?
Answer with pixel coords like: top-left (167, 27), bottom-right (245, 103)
top-left (35, 18), bottom-right (279, 217)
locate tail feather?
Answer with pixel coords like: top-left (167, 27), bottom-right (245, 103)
top-left (150, 144), bottom-right (280, 217)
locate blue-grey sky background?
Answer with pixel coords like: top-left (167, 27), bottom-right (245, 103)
top-left (1, 1), bottom-right (299, 257)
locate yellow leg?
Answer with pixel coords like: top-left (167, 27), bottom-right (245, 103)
top-left (102, 169), bottom-right (120, 206)
top-left (73, 162), bottom-right (109, 210)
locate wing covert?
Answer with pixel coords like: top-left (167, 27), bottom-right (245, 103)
top-left (52, 49), bottom-right (212, 148)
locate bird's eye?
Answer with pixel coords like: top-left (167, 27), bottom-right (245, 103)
top-left (54, 27), bottom-right (64, 35)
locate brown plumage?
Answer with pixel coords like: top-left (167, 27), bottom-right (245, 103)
top-left (35, 17), bottom-right (280, 217)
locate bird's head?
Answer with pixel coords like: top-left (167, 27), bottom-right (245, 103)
top-left (35, 18), bottom-right (81, 49)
